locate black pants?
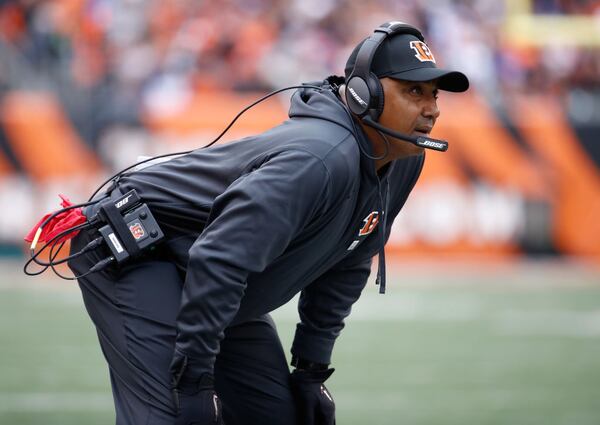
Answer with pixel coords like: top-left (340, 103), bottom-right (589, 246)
top-left (69, 229), bottom-right (297, 425)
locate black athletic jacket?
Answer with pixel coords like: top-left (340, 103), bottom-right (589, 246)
top-left (118, 80), bottom-right (425, 380)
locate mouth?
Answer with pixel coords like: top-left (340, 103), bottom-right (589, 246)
top-left (413, 127), bottom-right (432, 136)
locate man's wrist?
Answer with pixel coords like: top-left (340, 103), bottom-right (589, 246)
top-left (290, 355), bottom-right (329, 371)
top-left (170, 351), bottom-right (215, 394)
top-left (175, 372), bottom-right (214, 394)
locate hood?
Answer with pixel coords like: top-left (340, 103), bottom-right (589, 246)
top-left (288, 78), bottom-right (354, 132)
top-left (289, 78), bottom-right (379, 182)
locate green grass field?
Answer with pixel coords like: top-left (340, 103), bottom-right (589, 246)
top-left (1, 259), bottom-right (599, 425)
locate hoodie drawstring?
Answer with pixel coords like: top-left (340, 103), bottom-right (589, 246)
top-left (375, 179), bottom-right (390, 294)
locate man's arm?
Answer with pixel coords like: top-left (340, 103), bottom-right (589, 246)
top-left (291, 254), bottom-right (373, 365)
top-left (171, 149), bottom-right (331, 380)
top-left (288, 253), bottom-right (372, 425)
top-left (291, 153), bottom-right (426, 364)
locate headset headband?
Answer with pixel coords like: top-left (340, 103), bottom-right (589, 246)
top-left (350, 21), bottom-right (425, 84)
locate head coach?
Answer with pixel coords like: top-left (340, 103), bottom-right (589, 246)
top-left (66, 21), bottom-right (469, 425)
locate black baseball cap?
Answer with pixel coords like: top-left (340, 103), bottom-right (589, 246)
top-left (345, 33), bottom-right (469, 93)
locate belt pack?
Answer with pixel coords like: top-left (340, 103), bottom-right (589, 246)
top-left (87, 189), bottom-right (164, 264)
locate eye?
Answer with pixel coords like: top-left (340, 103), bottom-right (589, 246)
top-left (409, 85), bottom-right (423, 95)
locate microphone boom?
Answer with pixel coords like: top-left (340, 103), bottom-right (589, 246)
top-left (362, 117), bottom-right (448, 152)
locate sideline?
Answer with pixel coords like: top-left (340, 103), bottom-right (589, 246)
top-left (4, 257), bottom-right (600, 292)
top-left (0, 392), bottom-right (112, 412)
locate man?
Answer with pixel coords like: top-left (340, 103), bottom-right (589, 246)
top-left (67, 22), bottom-right (468, 425)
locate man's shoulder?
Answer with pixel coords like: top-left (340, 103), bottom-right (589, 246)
top-left (285, 114), bottom-right (358, 153)
top-left (267, 116), bottom-right (360, 176)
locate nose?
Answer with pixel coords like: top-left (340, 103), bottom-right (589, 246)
top-left (423, 98), bottom-right (440, 120)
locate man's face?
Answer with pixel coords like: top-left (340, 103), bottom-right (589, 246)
top-left (377, 77), bottom-right (441, 158)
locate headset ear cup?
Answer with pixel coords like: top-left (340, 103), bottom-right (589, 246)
top-left (345, 76), bottom-right (372, 117)
top-left (368, 72), bottom-right (385, 121)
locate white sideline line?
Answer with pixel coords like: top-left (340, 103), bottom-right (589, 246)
top-left (494, 310), bottom-right (600, 337)
top-left (273, 292), bottom-right (484, 322)
top-left (335, 387), bottom-right (594, 410)
top-left (0, 392), bottom-right (113, 412)
top-left (273, 294), bottom-right (600, 338)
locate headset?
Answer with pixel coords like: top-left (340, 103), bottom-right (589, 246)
top-left (345, 21), bottom-right (448, 152)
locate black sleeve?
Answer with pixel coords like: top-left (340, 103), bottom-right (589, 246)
top-left (172, 149), bottom-right (331, 379)
top-left (291, 252), bottom-right (372, 365)
top-left (290, 153), bottom-right (427, 365)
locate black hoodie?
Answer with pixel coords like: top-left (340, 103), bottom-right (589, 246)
top-left (118, 80), bottom-right (425, 379)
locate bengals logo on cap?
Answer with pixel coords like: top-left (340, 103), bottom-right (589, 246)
top-left (409, 41), bottom-right (436, 63)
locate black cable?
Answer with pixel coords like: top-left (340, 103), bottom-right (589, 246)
top-left (24, 222), bottom-right (94, 276)
top-left (35, 236), bottom-right (103, 267)
top-left (24, 239), bottom-right (68, 276)
top-left (28, 84), bottom-right (326, 280)
top-left (32, 201), bottom-right (100, 241)
top-left (51, 256), bottom-right (115, 281)
top-left (339, 101), bottom-right (389, 161)
top-left (25, 202), bottom-right (98, 276)
top-left (46, 236), bottom-right (107, 281)
top-left (27, 222), bottom-right (91, 267)
top-left (88, 84), bottom-right (324, 201)
top-left (374, 129), bottom-right (391, 161)
top-left (25, 228), bottom-right (105, 281)
top-left (24, 240), bottom-right (63, 277)
top-left (48, 240), bottom-right (66, 266)
top-left (38, 230), bottom-right (109, 280)
top-left (48, 239), bottom-right (68, 279)
top-left (23, 198), bottom-right (102, 273)
top-left (44, 239), bottom-right (68, 277)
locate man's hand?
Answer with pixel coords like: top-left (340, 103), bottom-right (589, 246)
top-left (172, 373), bottom-right (224, 425)
top-left (290, 368), bottom-right (336, 425)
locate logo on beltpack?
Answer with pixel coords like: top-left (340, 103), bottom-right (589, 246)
top-left (409, 41), bottom-right (435, 63)
top-left (129, 222), bottom-right (145, 240)
top-left (359, 211), bottom-right (380, 236)
top-left (115, 194), bottom-right (133, 209)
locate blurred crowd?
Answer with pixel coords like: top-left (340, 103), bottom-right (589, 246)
top-left (0, 0), bottom-right (599, 146)
top-left (0, 0), bottom-right (598, 253)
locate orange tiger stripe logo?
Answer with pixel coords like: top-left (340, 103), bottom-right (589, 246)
top-left (359, 211), bottom-right (380, 236)
top-left (409, 41), bottom-right (436, 63)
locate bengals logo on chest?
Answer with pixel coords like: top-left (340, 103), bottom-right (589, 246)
top-left (358, 211), bottom-right (380, 236)
top-left (347, 211), bottom-right (381, 251)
